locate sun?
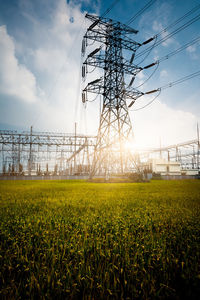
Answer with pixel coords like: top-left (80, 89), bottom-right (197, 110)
top-left (123, 140), bottom-right (135, 151)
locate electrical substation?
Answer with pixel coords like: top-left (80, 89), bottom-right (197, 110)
top-left (0, 12), bottom-right (200, 179)
top-left (0, 128), bottom-right (199, 178)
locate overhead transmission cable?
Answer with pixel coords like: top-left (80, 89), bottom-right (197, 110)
top-left (159, 70), bottom-right (200, 90)
top-left (137, 35), bottom-right (157, 65)
top-left (133, 37), bottom-right (200, 89)
top-left (129, 70), bottom-right (200, 111)
top-left (136, 10), bottom-right (200, 59)
top-left (134, 62), bottom-right (159, 89)
top-left (85, 1), bottom-right (120, 47)
top-left (126, 0), bottom-right (157, 25)
top-left (129, 90), bottom-right (161, 111)
top-left (87, 94), bottom-right (99, 102)
top-left (156, 35), bottom-right (200, 63)
top-left (138, 33), bottom-right (200, 67)
top-left (134, 35), bottom-right (200, 88)
top-left (155, 3), bottom-right (200, 40)
top-left (138, 34), bottom-right (200, 72)
top-left (101, 0), bottom-right (120, 18)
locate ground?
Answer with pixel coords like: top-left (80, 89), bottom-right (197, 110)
top-left (0, 179), bottom-right (200, 299)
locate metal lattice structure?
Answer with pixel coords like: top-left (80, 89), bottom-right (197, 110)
top-left (139, 139), bottom-right (200, 171)
top-left (81, 14), bottom-right (155, 178)
top-left (0, 128), bottom-right (96, 176)
top-left (0, 129), bottom-right (199, 177)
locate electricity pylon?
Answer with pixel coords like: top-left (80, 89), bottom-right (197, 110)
top-left (82, 14), bottom-right (155, 178)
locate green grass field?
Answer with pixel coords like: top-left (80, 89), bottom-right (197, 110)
top-left (0, 180), bottom-right (200, 299)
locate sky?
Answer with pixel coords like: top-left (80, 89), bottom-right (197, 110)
top-left (0, 0), bottom-right (200, 148)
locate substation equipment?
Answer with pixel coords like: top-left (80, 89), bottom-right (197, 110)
top-left (0, 129), bottom-right (199, 177)
top-left (0, 128), bottom-right (96, 176)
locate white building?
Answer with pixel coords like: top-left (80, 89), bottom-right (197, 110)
top-left (148, 158), bottom-right (181, 176)
top-left (182, 169), bottom-right (199, 176)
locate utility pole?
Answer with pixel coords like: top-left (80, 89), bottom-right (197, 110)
top-left (159, 137), bottom-right (162, 159)
top-left (2, 143), bottom-right (5, 174)
top-left (12, 133), bottom-right (15, 175)
top-left (74, 122), bottom-right (77, 174)
top-left (18, 134), bottom-right (21, 174)
top-left (28, 126), bottom-right (33, 176)
top-left (175, 146), bottom-right (178, 162)
top-left (82, 14), bottom-right (156, 178)
top-left (197, 123), bottom-right (200, 172)
top-left (192, 145), bottom-right (195, 169)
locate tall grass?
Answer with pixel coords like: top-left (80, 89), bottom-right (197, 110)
top-left (0, 180), bottom-right (200, 299)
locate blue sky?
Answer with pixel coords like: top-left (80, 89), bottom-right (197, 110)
top-left (0, 0), bottom-right (200, 147)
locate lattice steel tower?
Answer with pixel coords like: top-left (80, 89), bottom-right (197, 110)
top-left (82, 14), bottom-right (154, 178)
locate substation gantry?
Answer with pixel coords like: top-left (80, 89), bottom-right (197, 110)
top-left (0, 128), bottom-right (96, 176)
top-left (0, 129), bottom-right (199, 176)
top-left (139, 139), bottom-right (200, 171)
top-left (81, 14), bottom-right (157, 178)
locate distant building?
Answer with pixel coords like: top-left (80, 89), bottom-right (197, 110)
top-left (182, 169), bottom-right (199, 176)
top-left (146, 158), bottom-right (181, 176)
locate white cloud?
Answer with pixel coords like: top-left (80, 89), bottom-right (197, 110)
top-left (34, 48), bottom-right (67, 73)
top-left (0, 25), bottom-right (39, 103)
top-left (152, 21), bottom-right (175, 47)
top-left (137, 70), bottom-right (146, 80)
top-left (1, 0), bottom-right (89, 132)
top-left (31, 0), bottom-right (86, 75)
top-left (133, 70), bottom-right (147, 89)
top-left (186, 44), bottom-right (200, 60)
top-left (152, 20), bottom-right (162, 32)
top-left (160, 69), bottom-right (168, 78)
top-left (138, 1), bottom-right (172, 38)
top-left (131, 97), bottom-right (199, 149)
top-left (186, 45), bottom-right (196, 53)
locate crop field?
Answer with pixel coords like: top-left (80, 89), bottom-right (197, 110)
top-left (0, 180), bottom-right (200, 299)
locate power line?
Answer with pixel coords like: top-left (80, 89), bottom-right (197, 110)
top-left (101, 0), bottom-right (120, 18)
top-left (157, 35), bottom-right (200, 63)
top-left (129, 90), bottom-right (161, 111)
top-left (160, 70), bottom-right (200, 90)
top-left (140, 35), bottom-right (200, 67)
top-left (126, 0), bottom-right (157, 25)
top-left (137, 36), bottom-right (158, 66)
top-left (156, 3), bottom-right (200, 40)
top-left (129, 70), bottom-right (200, 111)
top-left (136, 35), bottom-right (200, 89)
top-left (136, 10), bottom-right (200, 59)
top-left (134, 61), bottom-right (159, 89)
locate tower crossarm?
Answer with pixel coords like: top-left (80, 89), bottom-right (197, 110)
top-left (0, 130), bottom-right (96, 147)
top-left (124, 89), bottom-right (144, 100)
top-left (84, 14), bottom-right (141, 52)
top-left (85, 30), bottom-right (141, 51)
top-left (84, 55), bottom-right (142, 75)
top-left (83, 79), bottom-right (104, 95)
top-left (83, 80), bottom-right (144, 102)
top-left (85, 14), bottom-right (139, 34)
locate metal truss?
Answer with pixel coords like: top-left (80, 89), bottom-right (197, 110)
top-left (139, 139), bottom-right (200, 171)
top-left (81, 14), bottom-right (154, 178)
top-left (84, 14), bottom-right (141, 51)
top-left (0, 129), bottom-right (199, 176)
top-left (0, 129), bottom-right (96, 176)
